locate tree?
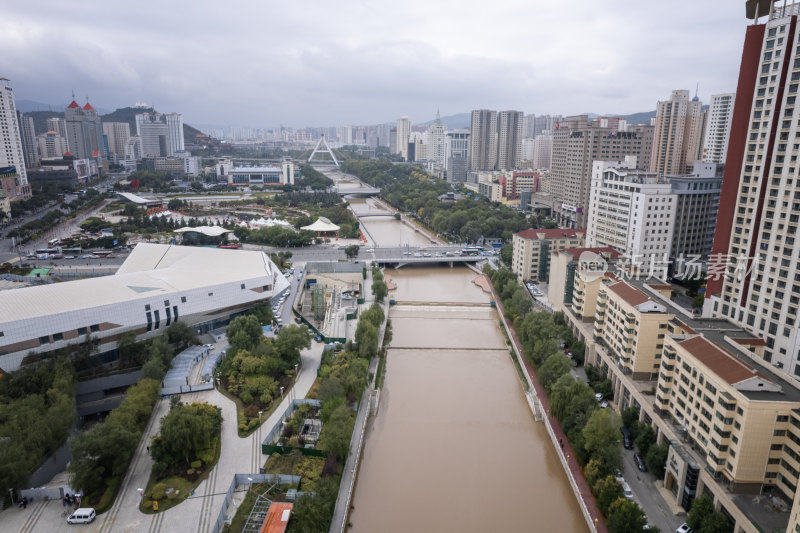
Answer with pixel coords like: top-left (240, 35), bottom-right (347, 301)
top-left (274, 325), bottom-right (311, 366)
top-left (150, 402), bottom-right (222, 466)
top-left (344, 244), bottom-right (360, 260)
top-left (645, 444), bottom-right (668, 479)
top-left (634, 425), bottom-right (656, 457)
top-left (141, 358), bottom-right (167, 381)
top-left (355, 320), bottom-right (379, 359)
top-left (582, 408), bottom-right (622, 472)
top-left (687, 495), bottom-right (716, 530)
top-left (317, 404), bottom-right (354, 461)
top-left (226, 315), bottom-right (263, 355)
top-left (538, 352), bottom-right (573, 391)
top-left (593, 476), bottom-right (624, 516)
top-left (317, 378), bottom-right (345, 402)
top-left (500, 244), bottom-right (513, 266)
top-left (692, 294), bottom-right (705, 310)
top-left (606, 497), bottom-right (647, 533)
top-left (166, 321), bottom-right (196, 349)
top-left (621, 407), bottom-right (640, 432)
top-left (371, 277), bottom-right (388, 302)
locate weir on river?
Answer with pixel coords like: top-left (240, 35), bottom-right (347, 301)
top-left (327, 170), bottom-right (588, 533)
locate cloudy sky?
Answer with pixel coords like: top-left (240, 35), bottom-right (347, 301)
top-left (2, 0), bottom-right (749, 128)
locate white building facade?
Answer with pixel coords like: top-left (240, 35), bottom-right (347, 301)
top-left (702, 93), bottom-right (735, 164)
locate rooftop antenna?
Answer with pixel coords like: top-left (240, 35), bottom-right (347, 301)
top-left (692, 83), bottom-right (700, 102)
top-left (71, 90), bottom-right (75, 100)
top-left (436, 108), bottom-right (441, 121)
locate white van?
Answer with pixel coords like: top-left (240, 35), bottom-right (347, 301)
top-left (622, 482), bottom-right (633, 500)
top-left (67, 507), bottom-right (96, 524)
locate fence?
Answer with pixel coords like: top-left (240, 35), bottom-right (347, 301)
top-left (0, 273), bottom-right (53, 284)
top-left (261, 399), bottom-right (322, 451)
top-left (19, 486), bottom-right (69, 502)
top-left (211, 473), bottom-right (301, 533)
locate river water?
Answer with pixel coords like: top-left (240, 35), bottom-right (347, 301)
top-left (330, 171), bottom-right (587, 532)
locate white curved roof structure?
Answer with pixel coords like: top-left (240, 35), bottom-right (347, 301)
top-left (300, 217), bottom-right (340, 232)
top-left (174, 226), bottom-right (232, 237)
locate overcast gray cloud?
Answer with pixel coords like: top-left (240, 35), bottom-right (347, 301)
top-left (1, 0), bottom-right (748, 128)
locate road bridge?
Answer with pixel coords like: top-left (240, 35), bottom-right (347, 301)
top-left (337, 187), bottom-right (381, 196)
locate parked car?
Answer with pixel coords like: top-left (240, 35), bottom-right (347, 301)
top-left (676, 524), bottom-right (692, 533)
top-left (621, 427), bottom-right (633, 449)
top-left (634, 452), bottom-right (647, 472)
top-left (595, 393), bottom-right (603, 401)
top-left (600, 401), bottom-right (609, 409)
top-left (622, 481), bottom-right (633, 500)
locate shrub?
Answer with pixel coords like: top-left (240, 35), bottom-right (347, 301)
top-left (241, 391), bottom-right (254, 405)
top-left (167, 490), bottom-right (178, 500)
top-left (198, 448), bottom-right (215, 465)
top-left (151, 483), bottom-right (166, 500)
top-left (244, 405), bottom-right (260, 418)
top-left (152, 462), bottom-right (167, 473)
top-left (190, 460), bottom-right (202, 469)
top-left (187, 468), bottom-right (195, 475)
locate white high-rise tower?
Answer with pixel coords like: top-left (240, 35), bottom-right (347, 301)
top-left (0, 78), bottom-right (29, 190)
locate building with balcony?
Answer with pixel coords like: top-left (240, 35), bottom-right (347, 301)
top-left (511, 228), bottom-right (585, 283)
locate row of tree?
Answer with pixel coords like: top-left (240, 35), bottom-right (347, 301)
top-left (0, 358), bottom-right (77, 503)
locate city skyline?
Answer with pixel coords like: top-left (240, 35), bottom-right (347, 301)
top-left (1, 0), bottom-right (747, 128)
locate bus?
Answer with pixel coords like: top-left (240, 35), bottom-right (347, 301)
top-left (47, 238), bottom-right (60, 248)
top-left (35, 248), bottom-right (62, 259)
top-left (92, 250), bottom-right (113, 258)
top-left (462, 245), bottom-right (484, 256)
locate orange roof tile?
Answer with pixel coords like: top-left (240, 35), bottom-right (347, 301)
top-left (607, 281), bottom-right (652, 306)
top-left (679, 336), bottom-right (769, 385)
top-left (260, 502), bottom-right (293, 533)
top-left (516, 228), bottom-right (585, 240)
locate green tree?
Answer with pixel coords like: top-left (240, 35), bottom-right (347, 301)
top-left (687, 495), bottom-right (715, 530)
top-left (634, 425), bottom-right (656, 457)
top-left (355, 320), bottom-right (379, 359)
top-left (621, 406), bottom-right (640, 431)
top-left (317, 404), bottom-right (354, 461)
top-left (692, 294), bottom-right (705, 310)
top-left (226, 315), bottom-right (263, 355)
top-left (141, 357), bottom-right (167, 381)
top-left (645, 444), bottom-right (669, 479)
top-left (499, 244), bottom-right (513, 266)
top-left (606, 497), bottom-right (647, 533)
top-left (318, 378), bottom-right (345, 402)
top-left (593, 476), bottom-right (624, 516)
top-left (344, 244), bottom-right (360, 260)
top-left (166, 321), bottom-right (196, 349)
top-left (150, 402), bottom-right (222, 466)
top-left (538, 352), bottom-right (573, 391)
top-left (582, 408), bottom-right (622, 472)
top-left (274, 325), bottom-right (311, 366)
top-left (371, 277), bottom-right (388, 302)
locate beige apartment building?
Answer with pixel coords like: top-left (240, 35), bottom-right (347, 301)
top-left (650, 90), bottom-right (705, 175)
top-left (511, 228), bottom-right (584, 283)
top-left (593, 280), bottom-right (673, 380)
top-left (554, 261), bottom-right (800, 532)
top-left (548, 247), bottom-right (620, 308)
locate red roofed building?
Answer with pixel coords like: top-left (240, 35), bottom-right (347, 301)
top-left (64, 97), bottom-right (105, 161)
top-left (511, 228), bottom-right (585, 282)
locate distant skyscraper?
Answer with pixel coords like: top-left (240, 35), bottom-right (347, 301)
top-left (551, 115), bottom-right (654, 228)
top-left (469, 109), bottom-right (497, 172)
top-left (0, 77), bottom-right (29, 197)
top-left (532, 132), bottom-right (554, 170)
top-left (136, 112), bottom-right (177, 157)
top-left (651, 89), bottom-right (705, 174)
top-left (497, 110), bottom-right (524, 170)
top-left (47, 117), bottom-right (67, 139)
top-left (533, 115), bottom-right (561, 136)
top-left (521, 138), bottom-right (536, 162)
top-left (446, 129), bottom-right (470, 183)
top-left (426, 113), bottom-right (448, 168)
top-left (702, 93), bottom-right (735, 164)
top-left (17, 111), bottom-right (39, 168)
top-left (102, 122), bottom-right (131, 157)
top-left (65, 98), bottom-right (105, 160)
top-left (396, 116), bottom-right (411, 160)
top-left (165, 113), bottom-right (185, 154)
top-left (523, 114), bottom-right (537, 138)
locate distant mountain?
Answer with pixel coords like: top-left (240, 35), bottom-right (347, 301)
top-left (617, 110), bottom-right (657, 125)
top-left (418, 113), bottom-right (471, 130)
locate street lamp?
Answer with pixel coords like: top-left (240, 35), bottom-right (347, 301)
top-left (247, 476), bottom-right (253, 491)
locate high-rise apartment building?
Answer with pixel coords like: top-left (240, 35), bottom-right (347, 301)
top-left (102, 122), bottom-right (131, 157)
top-left (36, 131), bottom-right (68, 158)
top-left (469, 109), bottom-right (497, 172)
top-left (532, 132), bottom-right (554, 170)
top-left (17, 112), bottom-right (38, 168)
top-left (702, 93), bottom-right (736, 164)
top-left (426, 115), bottom-right (448, 169)
top-left (523, 114), bottom-right (537, 138)
top-left (706, 2), bottom-right (800, 375)
top-left (396, 116), bottom-right (411, 160)
top-left (521, 138), bottom-right (535, 162)
top-left (446, 129), bottom-right (469, 183)
top-left (497, 110), bottom-right (524, 170)
top-left (136, 111), bottom-right (184, 158)
top-left (47, 117), bottom-right (67, 139)
top-left (533, 114), bottom-right (561, 136)
top-left (0, 78), bottom-right (29, 198)
top-left (668, 162), bottom-right (722, 267)
top-left (651, 90), bottom-right (705, 174)
top-left (587, 157), bottom-right (675, 275)
top-left (65, 99), bottom-right (105, 160)
top-left (550, 115), bottom-right (654, 228)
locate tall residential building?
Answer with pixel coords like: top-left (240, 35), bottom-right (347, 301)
top-left (36, 131), bottom-right (68, 158)
top-left (446, 129), bottom-right (469, 183)
top-left (521, 138), bottom-right (536, 162)
top-left (533, 114), bottom-right (562, 136)
top-left (496, 110), bottom-right (524, 170)
top-left (102, 122), bottom-right (131, 157)
top-left (550, 115), bottom-right (654, 228)
top-left (65, 99), bottom-right (105, 160)
top-left (511, 228), bottom-right (585, 282)
top-left (17, 112), bottom-right (38, 168)
top-left (668, 162), bottom-right (722, 267)
top-left (136, 112), bottom-right (172, 157)
top-left (702, 93), bottom-right (736, 164)
top-left (532, 132), bottom-right (554, 170)
top-left (426, 115), bottom-right (448, 168)
top-left (47, 117), bottom-right (67, 139)
top-left (396, 116), bottom-right (411, 160)
top-left (523, 114), bottom-right (537, 138)
top-left (469, 109), bottom-right (497, 172)
top-left (0, 78), bottom-right (29, 196)
top-left (706, 2), bottom-right (800, 375)
top-left (650, 89), bottom-right (705, 174)
top-left (587, 157), bottom-right (675, 275)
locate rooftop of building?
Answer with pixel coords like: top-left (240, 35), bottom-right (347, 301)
top-left (230, 166), bottom-right (283, 172)
top-left (0, 243), bottom-right (285, 324)
top-left (607, 280), bottom-right (658, 307)
top-left (621, 275), bottom-right (800, 402)
top-left (555, 247), bottom-right (621, 259)
top-left (515, 228), bottom-right (585, 240)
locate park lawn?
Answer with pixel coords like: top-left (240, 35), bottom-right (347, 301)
top-left (138, 437), bottom-right (221, 514)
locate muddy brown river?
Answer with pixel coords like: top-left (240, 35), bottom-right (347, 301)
top-left (329, 171), bottom-right (587, 532)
